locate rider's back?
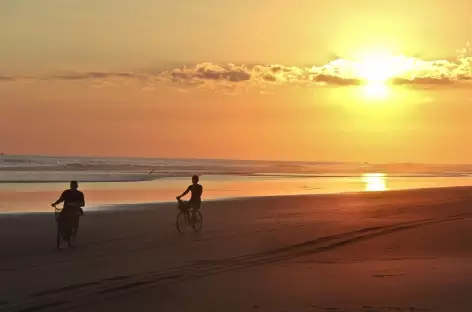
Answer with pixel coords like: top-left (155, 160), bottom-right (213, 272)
top-left (189, 184), bottom-right (203, 202)
top-left (61, 189), bottom-right (85, 211)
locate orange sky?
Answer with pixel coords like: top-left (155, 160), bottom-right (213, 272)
top-left (1, 1), bottom-right (472, 163)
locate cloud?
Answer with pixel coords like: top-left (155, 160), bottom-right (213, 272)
top-left (171, 63), bottom-right (251, 82)
top-left (391, 77), bottom-right (454, 86)
top-left (0, 76), bottom-right (16, 81)
top-left (311, 74), bottom-right (361, 86)
top-left (1, 55), bottom-right (471, 92)
top-left (50, 72), bottom-right (135, 80)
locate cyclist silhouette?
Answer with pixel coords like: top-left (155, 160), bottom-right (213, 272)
top-left (176, 175), bottom-right (203, 223)
top-left (51, 181), bottom-right (85, 236)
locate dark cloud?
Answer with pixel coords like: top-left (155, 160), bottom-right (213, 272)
top-left (171, 63), bottom-right (251, 82)
top-left (0, 76), bottom-right (15, 81)
top-left (311, 74), bottom-right (361, 86)
top-left (269, 65), bottom-right (293, 74)
top-left (262, 74), bottom-right (277, 82)
top-left (392, 77), bottom-right (455, 86)
top-left (50, 72), bottom-right (134, 80)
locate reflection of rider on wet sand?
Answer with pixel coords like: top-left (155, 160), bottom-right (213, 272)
top-left (176, 175), bottom-right (203, 224)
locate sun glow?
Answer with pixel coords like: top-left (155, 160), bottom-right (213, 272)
top-left (355, 52), bottom-right (398, 83)
top-left (352, 50), bottom-right (416, 99)
top-left (362, 82), bottom-right (389, 99)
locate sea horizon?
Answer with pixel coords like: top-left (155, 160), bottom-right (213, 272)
top-left (3, 153), bottom-right (472, 167)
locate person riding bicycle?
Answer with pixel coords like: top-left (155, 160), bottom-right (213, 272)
top-left (176, 175), bottom-right (203, 224)
top-left (51, 181), bottom-right (85, 236)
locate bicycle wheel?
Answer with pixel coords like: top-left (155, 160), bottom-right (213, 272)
top-left (56, 224), bottom-right (64, 250)
top-left (176, 211), bottom-right (188, 232)
top-left (68, 234), bottom-right (76, 248)
top-left (192, 211), bottom-right (203, 232)
top-left (67, 227), bottom-right (77, 248)
top-left (68, 217), bottom-right (79, 248)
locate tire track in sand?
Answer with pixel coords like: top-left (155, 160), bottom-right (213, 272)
top-left (4, 212), bottom-right (472, 312)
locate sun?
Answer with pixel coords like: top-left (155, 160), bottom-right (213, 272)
top-left (354, 52), bottom-right (399, 84)
top-left (351, 50), bottom-right (415, 99)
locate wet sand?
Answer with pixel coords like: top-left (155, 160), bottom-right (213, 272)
top-left (1, 187), bottom-right (472, 311)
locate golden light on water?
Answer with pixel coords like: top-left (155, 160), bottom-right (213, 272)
top-left (362, 173), bottom-right (387, 191)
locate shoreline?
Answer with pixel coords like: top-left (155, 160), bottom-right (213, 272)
top-left (96, 184), bottom-right (472, 208)
top-left (3, 170), bottom-right (472, 213)
top-left (1, 173), bottom-right (471, 184)
top-left (2, 185), bottom-right (472, 217)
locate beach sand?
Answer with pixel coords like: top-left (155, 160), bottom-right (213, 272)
top-left (1, 187), bottom-right (472, 311)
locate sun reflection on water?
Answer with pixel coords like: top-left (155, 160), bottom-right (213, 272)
top-left (362, 173), bottom-right (387, 191)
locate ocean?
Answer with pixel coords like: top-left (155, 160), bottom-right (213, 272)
top-left (1, 155), bottom-right (472, 212)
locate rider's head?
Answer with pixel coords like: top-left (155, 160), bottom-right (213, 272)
top-left (70, 181), bottom-right (79, 190)
top-left (192, 175), bottom-right (199, 184)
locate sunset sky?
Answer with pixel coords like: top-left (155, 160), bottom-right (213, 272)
top-left (1, 0), bottom-right (472, 163)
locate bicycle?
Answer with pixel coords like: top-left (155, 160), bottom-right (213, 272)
top-left (54, 206), bottom-right (81, 249)
top-left (176, 199), bottom-right (203, 233)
